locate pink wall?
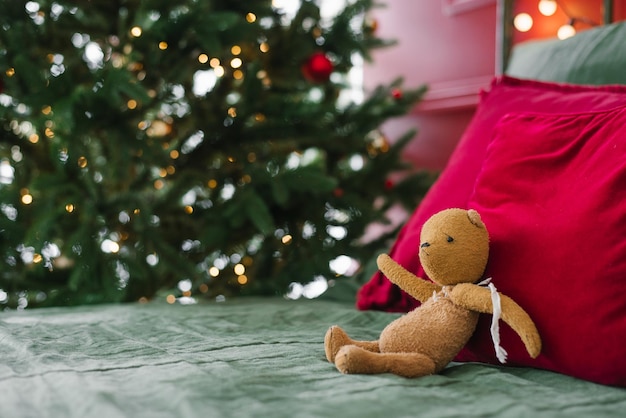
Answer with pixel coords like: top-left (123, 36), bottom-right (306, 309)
top-left (364, 0), bottom-right (498, 171)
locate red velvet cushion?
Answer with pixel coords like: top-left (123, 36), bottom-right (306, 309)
top-left (357, 76), bottom-right (626, 312)
top-left (461, 105), bottom-right (626, 386)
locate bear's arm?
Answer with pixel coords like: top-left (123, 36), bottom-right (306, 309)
top-left (448, 283), bottom-right (542, 359)
top-left (376, 254), bottom-right (440, 304)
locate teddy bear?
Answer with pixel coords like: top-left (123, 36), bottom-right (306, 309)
top-left (324, 208), bottom-right (541, 378)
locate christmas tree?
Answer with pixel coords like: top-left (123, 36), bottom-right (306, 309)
top-left (0, 0), bottom-right (430, 309)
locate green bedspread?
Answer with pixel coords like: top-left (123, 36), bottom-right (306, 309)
top-left (1, 298), bottom-right (625, 417)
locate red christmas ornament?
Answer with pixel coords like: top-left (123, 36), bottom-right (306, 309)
top-left (364, 16), bottom-right (378, 34)
top-left (301, 52), bottom-right (334, 83)
top-left (333, 188), bottom-right (344, 198)
top-left (384, 179), bottom-right (394, 190)
top-left (391, 88), bottom-right (403, 100)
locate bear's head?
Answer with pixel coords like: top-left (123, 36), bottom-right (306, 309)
top-left (419, 208), bottom-right (489, 286)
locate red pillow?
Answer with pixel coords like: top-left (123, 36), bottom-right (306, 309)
top-left (461, 105), bottom-right (626, 386)
top-left (357, 76), bottom-right (626, 312)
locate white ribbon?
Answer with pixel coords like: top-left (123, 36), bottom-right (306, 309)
top-left (478, 278), bottom-right (508, 363)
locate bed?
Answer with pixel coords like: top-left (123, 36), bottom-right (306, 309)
top-left (3, 13), bottom-right (626, 418)
top-left (2, 298), bottom-right (626, 418)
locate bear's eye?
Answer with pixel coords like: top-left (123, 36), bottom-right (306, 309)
top-left (446, 236), bottom-right (454, 243)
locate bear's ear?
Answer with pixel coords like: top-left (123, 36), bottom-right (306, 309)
top-left (467, 209), bottom-right (485, 228)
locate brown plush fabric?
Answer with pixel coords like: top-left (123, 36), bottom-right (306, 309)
top-left (448, 284), bottom-right (541, 358)
top-left (324, 209), bottom-right (542, 377)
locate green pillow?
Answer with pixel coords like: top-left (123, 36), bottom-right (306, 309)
top-left (506, 20), bottom-right (626, 85)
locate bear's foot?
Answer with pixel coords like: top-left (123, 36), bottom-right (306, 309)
top-left (335, 345), bottom-right (437, 378)
top-left (324, 325), bottom-right (351, 363)
top-left (324, 326), bottom-right (379, 363)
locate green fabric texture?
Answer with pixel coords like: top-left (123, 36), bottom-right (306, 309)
top-left (506, 21), bottom-right (626, 85)
top-left (1, 298), bottom-right (625, 418)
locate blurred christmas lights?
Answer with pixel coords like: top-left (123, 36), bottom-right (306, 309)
top-left (538, 0), bottom-right (557, 16)
top-left (514, 0), bottom-right (600, 40)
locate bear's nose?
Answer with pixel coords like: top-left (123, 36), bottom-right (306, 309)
top-left (420, 242), bottom-right (430, 248)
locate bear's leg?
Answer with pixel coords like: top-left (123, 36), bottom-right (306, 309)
top-left (324, 325), bottom-right (380, 363)
top-left (334, 345), bottom-right (437, 378)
